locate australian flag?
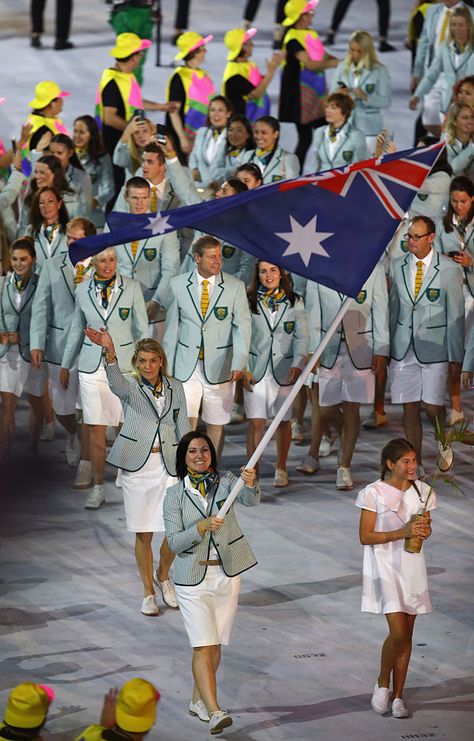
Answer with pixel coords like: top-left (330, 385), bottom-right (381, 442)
top-left (70, 143), bottom-right (443, 299)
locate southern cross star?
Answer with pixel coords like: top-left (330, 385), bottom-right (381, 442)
top-left (146, 213), bottom-right (173, 235)
top-left (275, 215), bottom-right (334, 266)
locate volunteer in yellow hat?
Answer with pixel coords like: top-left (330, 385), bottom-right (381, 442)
top-left (165, 32), bottom-right (215, 160)
top-left (279, 0), bottom-right (339, 171)
top-left (109, 1), bottom-right (155, 86)
top-left (95, 32), bottom-right (179, 194)
top-left (73, 679), bottom-right (160, 740)
top-left (1, 682), bottom-right (54, 740)
top-left (26, 81), bottom-right (70, 151)
top-left (222, 28), bottom-right (281, 121)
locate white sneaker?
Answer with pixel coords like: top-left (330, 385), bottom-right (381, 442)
top-left (209, 710), bottom-right (232, 734)
top-left (296, 455), bottom-right (320, 474)
top-left (437, 441), bottom-right (453, 473)
top-left (65, 434), bottom-right (81, 467)
top-left (336, 466), bottom-right (353, 490)
top-left (371, 682), bottom-right (390, 715)
top-left (74, 460), bottom-right (93, 489)
top-left (115, 468), bottom-right (122, 488)
top-left (274, 468), bottom-right (289, 487)
top-left (189, 699), bottom-right (210, 722)
top-left (141, 594), bottom-right (160, 616)
top-left (153, 574), bottom-right (179, 608)
top-left (40, 421), bottom-right (55, 441)
top-left (319, 434), bottom-right (336, 457)
top-left (291, 421), bottom-right (304, 442)
top-left (446, 408), bottom-right (464, 427)
top-left (391, 698), bottom-right (409, 718)
top-left (84, 485), bottom-right (105, 509)
top-left (230, 402), bottom-right (244, 424)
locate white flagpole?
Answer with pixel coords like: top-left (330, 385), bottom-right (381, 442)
top-left (219, 296), bottom-right (354, 517)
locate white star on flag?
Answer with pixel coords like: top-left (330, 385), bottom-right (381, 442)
top-left (146, 213), bottom-right (173, 235)
top-left (275, 215), bottom-right (333, 266)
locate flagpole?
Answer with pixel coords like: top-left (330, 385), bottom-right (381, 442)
top-left (218, 296), bottom-right (354, 517)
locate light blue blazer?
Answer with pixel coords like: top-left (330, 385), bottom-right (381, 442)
top-left (446, 139), bottom-right (474, 179)
top-left (113, 174), bottom-right (181, 214)
top-left (463, 322), bottom-right (474, 372)
top-left (66, 164), bottom-right (93, 219)
top-left (330, 62), bottom-right (391, 136)
top-left (189, 126), bottom-right (228, 188)
top-left (306, 263), bottom-right (389, 369)
top-left (105, 362), bottom-right (190, 474)
top-left (61, 273), bottom-right (149, 373)
top-left (0, 272), bottom-right (39, 362)
top-left (389, 251), bottom-right (465, 364)
top-left (30, 251), bottom-right (86, 364)
top-left (413, 3), bottom-right (474, 78)
top-left (163, 270), bottom-right (251, 384)
top-left (80, 153), bottom-right (115, 228)
top-left (433, 217), bottom-right (474, 299)
top-left (246, 146), bottom-right (300, 183)
top-left (248, 297), bottom-right (309, 384)
top-left (313, 123), bottom-right (367, 172)
top-left (414, 43), bottom-right (474, 113)
top-left (33, 227), bottom-right (68, 273)
top-left (115, 231), bottom-right (180, 307)
top-left (164, 472), bottom-right (259, 586)
top-left (180, 241), bottom-right (256, 286)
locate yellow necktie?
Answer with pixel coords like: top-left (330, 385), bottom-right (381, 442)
top-left (414, 260), bottom-right (424, 299)
top-left (74, 264), bottom-right (85, 286)
top-left (150, 186), bottom-right (157, 212)
top-left (439, 8), bottom-right (452, 44)
top-left (199, 279), bottom-right (209, 359)
top-left (131, 240), bottom-right (139, 258)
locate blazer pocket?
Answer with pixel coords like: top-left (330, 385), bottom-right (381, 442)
top-left (182, 549), bottom-right (195, 554)
top-left (119, 341), bottom-right (133, 347)
top-left (228, 534), bottom-right (244, 546)
top-left (178, 340), bottom-right (189, 348)
top-left (216, 344), bottom-right (232, 349)
top-left (118, 432), bottom-right (138, 442)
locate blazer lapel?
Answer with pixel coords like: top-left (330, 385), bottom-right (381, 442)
top-left (203, 274), bottom-right (224, 324)
top-left (87, 278), bottom-right (106, 322)
top-left (272, 298), bottom-right (288, 330)
top-left (416, 252), bottom-right (439, 303)
top-left (186, 272), bottom-right (203, 321)
top-left (161, 376), bottom-right (173, 419)
top-left (184, 488), bottom-right (207, 516)
top-left (60, 253), bottom-right (75, 302)
top-left (106, 274), bottom-right (125, 317)
top-left (36, 230), bottom-right (50, 261)
top-left (6, 280), bottom-right (20, 316)
top-left (401, 257), bottom-right (413, 305)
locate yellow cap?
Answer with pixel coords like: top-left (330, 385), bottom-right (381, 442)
top-left (224, 28), bottom-right (257, 60)
top-left (115, 678), bottom-right (160, 733)
top-left (29, 81), bottom-right (70, 109)
top-left (109, 32), bottom-right (152, 59)
top-left (282, 0), bottom-right (319, 26)
top-left (175, 31), bottom-right (214, 60)
top-left (4, 683), bottom-right (54, 729)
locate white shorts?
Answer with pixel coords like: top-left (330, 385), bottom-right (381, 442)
top-left (122, 451), bottom-right (177, 532)
top-left (0, 347), bottom-right (46, 397)
top-left (319, 344), bottom-right (374, 406)
top-left (175, 569), bottom-right (240, 647)
top-left (48, 363), bottom-right (79, 416)
top-left (79, 366), bottom-right (124, 426)
top-left (24, 362), bottom-right (47, 397)
top-left (183, 362), bottom-right (235, 425)
top-left (389, 348), bottom-right (448, 405)
top-left (421, 76), bottom-right (444, 127)
top-left (243, 369), bottom-right (292, 421)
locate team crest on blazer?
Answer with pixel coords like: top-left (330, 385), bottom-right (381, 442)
top-left (283, 321), bottom-right (295, 333)
top-left (342, 150), bottom-right (354, 162)
top-left (119, 307), bottom-right (130, 320)
top-left (214, 306), bottom-right (228, 320)
top-left (426, 288), bottom-right (440, 302)
top-left (400, 239), bottom-right (409, 253)
top-left (356, 290), bottom-right (367, 304)
top-left (222, 245), bottom-right (235, 258)
top-left (417, 193), bottom-right (428, 201)
top-left (144, 248), bottom-right (157, 261)
top-left (271, 175), bottom-right (282, 182)
top-left (365, 83), bottom-right (375, 94)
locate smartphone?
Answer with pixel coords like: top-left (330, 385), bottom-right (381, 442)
top-left (135, 108), bottom-right (145, 121)
top-left (448, 250), bottom-right (461, 257)
top-left (11, 139), bottom-right (16, 154)
top-left (155, 123), bottom-right (167, 145)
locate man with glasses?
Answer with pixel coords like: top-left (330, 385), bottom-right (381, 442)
top-left (388, 215), bottom-right (465, 475)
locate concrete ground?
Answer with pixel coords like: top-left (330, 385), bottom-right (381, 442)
top-left (0, 2), bottom-right (473, 740)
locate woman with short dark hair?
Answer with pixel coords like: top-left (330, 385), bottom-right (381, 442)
top-left (313, 92), bottom-right (367, 171)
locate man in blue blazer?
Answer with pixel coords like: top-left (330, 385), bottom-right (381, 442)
top-left (163, 236), bottom-right (251, 457)
top-left (389, 215), bottom-right (465, 474)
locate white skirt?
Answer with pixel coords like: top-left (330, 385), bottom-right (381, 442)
top-left (48, 363), bottom-right (79, 416)
top-left (122, 451), bottom-right (177, 532)
top-left (0, 347), bottom-right (46, 397)
top-left (79, 366), bottom-right (124, 426)
top-left (175, 569), bottom-right (240, 647)
top-left (243, 368), bottom-right (292, 421)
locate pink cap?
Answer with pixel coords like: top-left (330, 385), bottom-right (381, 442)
top-left (38, 685), bottom-right (55, 703)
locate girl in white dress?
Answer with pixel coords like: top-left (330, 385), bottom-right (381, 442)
top-left (355, 438), bottom-right (436, 719)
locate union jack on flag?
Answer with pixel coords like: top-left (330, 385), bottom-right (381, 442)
top-left (71, 143), bottom-right (443, 298)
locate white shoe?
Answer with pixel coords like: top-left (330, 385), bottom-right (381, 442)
top-left (291, 421), bottom-right (304, 442)
top-left (319, 434), bottom-right (336, 457)
top-left (189, 699), bottom-right (210, 722)
top-left (446, 408), bottom-right (464, 427)
top-left (153, 574), bottom-right (179, 608)
top-left (115, 468), bottom-right (122, 488)
top-left (65, 434), bottom-right (81, 467)
top-left (209, 710), bottom-right (232, 734)
top-left (362, 411), bottom-right (388, 429)
top-left (84, 485), bottom-right (105, 509)
top-left (274, 468), bottom-right (289, 487)
top-left (230, 402), bottom-right (244, 424)
top-left (74, 460), bottom-right (93, 489)
top-left (437, 441), bottom-right (453, 473)
top-left (391, 698), bottom-right (409, 718)
top-left (371, 682), bottom-right (390, 715)
top-left (40, 421), bottom-right (55, 441)
top-left (336, 466), bottom-right (353, 490)
top-left (141, 594), bottom-right (160, 616)
top-left (296, 455), bottom-right (320, 474)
